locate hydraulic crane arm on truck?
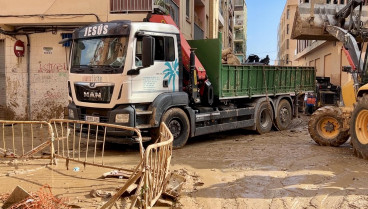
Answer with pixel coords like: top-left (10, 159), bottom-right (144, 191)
top-left (66, 13), bottom-right (315, 149)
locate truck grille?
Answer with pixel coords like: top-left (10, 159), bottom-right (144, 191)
top-left (74, 83), bottom-right (114, 103)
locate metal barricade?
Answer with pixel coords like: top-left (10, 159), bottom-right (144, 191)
top-left (49, 119), bottom-right (144, 172)
top-left (101, 123), bottom-right (173, 209)
top-left (0, 119), bottom-right (173, 208)
top-left (143, 122), bottom-right (173, 207)
top-left (0, 120), bottom-right (54, 161)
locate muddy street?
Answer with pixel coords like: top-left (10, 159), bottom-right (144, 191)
top-left (171, 115), bottom-right (368, 209)
top-left (0, 115), bottom-right (368, 208)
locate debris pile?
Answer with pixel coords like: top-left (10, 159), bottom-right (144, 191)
top-left (222, 48), bottom-right (241, 65)
top-left (1, 185), bottom-right (69, 209)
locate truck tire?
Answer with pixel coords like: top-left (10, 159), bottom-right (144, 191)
top-left (350, 94), bottom-right (368, 159)
top-left (275, 99), bottom-right (292, 130)
top-left (255, 101), bottom-right (274, 134)
top-left (308, 106), bottom-right (349, 147)
top-left (160, 108), bottom-right (190, 149)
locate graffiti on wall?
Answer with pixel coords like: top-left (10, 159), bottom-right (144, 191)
top-left (44, 91), bottom-right (64, 100)
top-left (38, 62), bottom-right (67, 73)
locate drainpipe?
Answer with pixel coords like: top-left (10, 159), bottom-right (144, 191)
top-left (26, 34), bottom-right (31, 120)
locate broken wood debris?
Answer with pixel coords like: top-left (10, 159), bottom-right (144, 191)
top-left (101, 170), bottom-right (132, 179)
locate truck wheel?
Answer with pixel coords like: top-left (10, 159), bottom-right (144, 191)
top-left (275, 99), bottom-right (292, 130)
top-left (255, 101), bottom-right (273, 134)
top-left (161, 108), bottom-right (190, 149)
top-left (350, 94), bottom-right (368, 159)
top-left (308, 106), bottom-right (349, 147)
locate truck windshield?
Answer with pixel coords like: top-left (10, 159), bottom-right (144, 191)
top-left (71, 36), bottom-right (128, 73)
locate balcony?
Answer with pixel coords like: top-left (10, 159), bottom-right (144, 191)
top-left (235, 19), bottom-right (244, 26)
top-left (194, 23), bottom-right (204, 40)
top-left (235, 31), bottom-right (244, 40)
top-left (234, 43), bottom-right (244, 55)
top-left (234, 0), bottom-right (244, 6)
top-left (234, 0), bottom-right (244, 11)
top-left (110, 0), bottom-right (153, 13)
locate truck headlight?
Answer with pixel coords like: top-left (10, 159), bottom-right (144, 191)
top-left (69, 109), bottom-right (74, 119)
top-left (115, 114), bottom-right (129, 123)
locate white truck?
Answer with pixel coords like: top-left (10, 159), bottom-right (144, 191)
top-left (65, 14), bottom-right (315, 148)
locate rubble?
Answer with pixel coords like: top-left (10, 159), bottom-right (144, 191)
top-left (222, 47), bottom-right (241, 65)
top-left (163, 173), bottom-right (186, 199)
top-left (2, 186), bottom-right (30, 209)
top-left (3, 185), bottom-right (69, 209)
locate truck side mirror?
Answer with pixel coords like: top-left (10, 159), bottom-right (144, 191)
top-left (142, 36), bottom-right (155, 67)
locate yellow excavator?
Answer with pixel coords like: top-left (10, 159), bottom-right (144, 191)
top-left (295, 0), bottom-right (368, 159)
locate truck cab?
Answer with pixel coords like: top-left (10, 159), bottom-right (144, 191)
top-left (68, 21), bottom-right (183, 140)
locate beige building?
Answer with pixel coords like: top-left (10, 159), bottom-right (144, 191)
top-left (295, 40), bottom-right (350, 86)
top-left (277, 0), bottom-right (298, 66)
top-left (0, 0), bottom-right (214, 120)
top-left (293, 0), bottom-right (352, 86)
top-left (278, 0), bottom-right (353, 86)
top-left (234, 0), bottom-right (247, 62)
top-left (209, 0), bottom-right (236, 49)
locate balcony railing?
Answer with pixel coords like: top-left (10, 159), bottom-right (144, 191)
top-left (235, 19), bottom-right (244, 26)
top-left (235, 0), bottom-right (243, 6)
top-left (110, 0), bottom-right (153, 13)
top-left (163, 0), bottom-right (179, 26)
top-left (194, 23), bottom-right (204, 40)
top-left (110, 0), bottom-right (179, 26)
top-left (235, 32), bottom-right (244, 40)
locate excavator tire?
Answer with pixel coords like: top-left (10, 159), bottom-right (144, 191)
top-left (350, 94), bottom-right (368, 159)
top-left (308, 106), bottom-right (349, 147)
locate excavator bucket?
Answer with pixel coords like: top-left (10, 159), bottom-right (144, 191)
top-left (292, 0), bottom-right (368, 41)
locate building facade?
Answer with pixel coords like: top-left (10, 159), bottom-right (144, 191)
top-left (0, 0), bottom-right (239, 120)
top-left (277, 0), bottom-right (298, 66)
top-left (278, 0), bottom-right (355, 86)
top-left (293, 0), bottom-right (353, 86)
top-left (234, 0), bottom-right (247, 62)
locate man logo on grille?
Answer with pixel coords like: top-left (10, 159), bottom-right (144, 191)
top-left (84, 91), bottom-right (102, 99)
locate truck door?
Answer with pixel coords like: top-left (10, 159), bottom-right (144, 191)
top-left (130, 34), bottom-right (179, 103)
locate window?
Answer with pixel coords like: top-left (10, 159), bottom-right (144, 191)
top-left (135, 36), bottom-right (175, 66)
top-left (333, 0), bottom-right (338, 4)
top-left (287, 39), bottom-right (289, 49)
top-left (135, 37), bottom-right (143, 66)
top-left (164, 37), bottom-right (175, 61)
top-left (61, 33), bottom-right (72, 47)
top-left (186, 0), bottom-right (190, 19)
top-left (340, 0), bottom-right (344, 4)
top-left (287, 9), bottom-right (290, 19)
top-left (154, 36), bottom-right (165, 60)
top-left (287, 24), bottom-right (289, 35)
